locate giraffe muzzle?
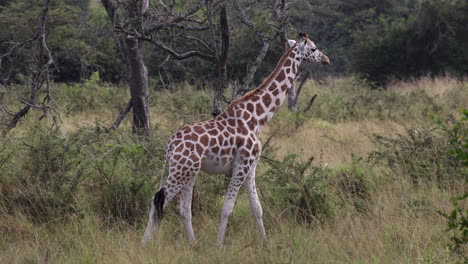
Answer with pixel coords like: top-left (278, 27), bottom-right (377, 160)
top-left (321, 54), bottom-right (331, 65)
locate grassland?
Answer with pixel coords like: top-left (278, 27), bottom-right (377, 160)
top-left (0, 76), bottom-right (466, 263)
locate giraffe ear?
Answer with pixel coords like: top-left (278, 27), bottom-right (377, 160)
top-left (287, 39), bottom-right (296, 48)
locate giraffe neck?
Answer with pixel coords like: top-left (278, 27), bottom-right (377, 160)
top-left (221, 45), bottom-right (303, 134)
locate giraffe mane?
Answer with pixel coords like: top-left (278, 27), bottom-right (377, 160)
top-left (226, 43), bottom-right (298, 109)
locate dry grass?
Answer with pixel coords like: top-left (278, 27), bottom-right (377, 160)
top-left (264, 119), bottom-right (404, 167)
top-left (1, 76), bottom-right (466, 263)
top-left (0, 183), bottom-right (458, 263)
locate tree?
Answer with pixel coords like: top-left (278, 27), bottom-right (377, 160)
top-left (231, 0), bottom-right (289, 99)
top-left (0, 0), bottom-right (59, 133)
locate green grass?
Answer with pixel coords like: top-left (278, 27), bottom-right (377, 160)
top-left (0, 76), bottom-right (466, 263)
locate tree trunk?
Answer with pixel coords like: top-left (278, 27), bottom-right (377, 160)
top-left (101, 0), bottom-right (151, 134)
top-left (212, 5), bottom-right (229, 117)
top-left (288, 72), bottom-right (310, 111)
top-left (124, 37), bottom-right (151, 134)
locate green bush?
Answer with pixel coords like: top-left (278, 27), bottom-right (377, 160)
top-left (261, 154), bottom-right (338, 223)
top-left (436, 108), bottom-right (467, 259)
top-left (260, 154), bottom-right (377, 223)
top-left (369, 120), bottom-right (466, 188)
top-left (0, 127), bottom-right (166, 225)
top-left (336, 160), bottom-right (376, 214)
top-left (0, 127), bottom-right (92, 223)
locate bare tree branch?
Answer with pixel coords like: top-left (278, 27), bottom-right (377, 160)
top-left (304, 94), bottom-right (318, 112)
top-left (149, 38), bottom-right (216, 61)
top-left (3, 0), bottom-right (60, 133)
top-left (232, 0), bottom-right (290, 98)
top-left (108, 99), bottom-right (133, 130)
top-left (144, 2), bottom-right (205, 33)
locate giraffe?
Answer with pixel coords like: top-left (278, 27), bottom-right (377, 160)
top-left (143, 33), bottom-right (330, 247)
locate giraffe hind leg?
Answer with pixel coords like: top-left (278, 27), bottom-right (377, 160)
top-left (142, 187), bottom-right (165, 244)
top-left (177, 177), bottom-right (196, 244)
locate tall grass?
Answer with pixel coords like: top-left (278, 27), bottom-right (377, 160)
top-left (0, 76), bottom-right (466, 263)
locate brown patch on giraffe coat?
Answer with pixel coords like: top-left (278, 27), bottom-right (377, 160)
top-left (227, 119), bottom-right (236, 127)
top-left (256, 105), bottom-right (265, 116)
top-left (239, 149), bottom-right (250, 157)
top-left (182, 149), bottom-right (190, 156)
top-left (193, 125), bottom-right (205, 134)
top-left (272, 89), bottom-right (280, 96)
top-left (196, 144), bottom-right (204, 155)
top-left (246, 103), bottom-right (254, 113)
top-left (182, 126), bottom-right (191, 134)
top-left (284, 59), bottom-right (291, 66)
top-left (175, 145), bottom-right (183, 153)
top-left (253, 143), bottom-right (261, 156)
top-left (212, 146), bottom-right (220, 154)
top-left (208, 129), bottom-right (218, 136)
top-left (247, 120), bottom-right (256, 130)
top-left (209, 137), bottom-right (217, 146)
top-left (200, 135), bottom-right (208, 145)
top-left (267, 82), bottom-right (277, 91)
top-left (262, 93), bottom-right (272, 108)
top-left (243, 111), bottom-right (251, 120)
top-left (277, 70), bottom-right (286, 82)
top-left (236, 137), bottom-right (245, 146)
top-left (281, 84), bottom-right (288, 92)
top-left (185, 142), bottom-right (193, 149)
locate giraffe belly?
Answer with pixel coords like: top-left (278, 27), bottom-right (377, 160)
top-left (201, 155), bottom-right (233, 175)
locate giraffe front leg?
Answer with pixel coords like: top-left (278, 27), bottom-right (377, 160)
top-left (245, 161), bottom-right (266, 240)
top-left (215, 158), bottom-right (252, 247)
top-left (177, 176), bottom-right (196, 245)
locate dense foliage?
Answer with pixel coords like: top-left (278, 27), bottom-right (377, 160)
top-left (1, 0), bottom-right (466, 86)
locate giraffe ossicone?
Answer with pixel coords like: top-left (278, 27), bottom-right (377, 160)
top-left (142, 34), bottom-right (330, 246)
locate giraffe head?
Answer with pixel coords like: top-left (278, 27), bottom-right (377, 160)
top-left (288, 33), bottom-right (330, 65)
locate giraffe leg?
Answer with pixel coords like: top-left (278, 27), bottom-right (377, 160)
top-left (215, 159), bottom-right (252, 247)
top-left (177, 176), bottom-right (196, 244)
top-left (245, 161), bottom-right (266, 240)
top-left (142, 195), bottom-right (158, 243)
top-left (142, 166), bottom-right (200, 243)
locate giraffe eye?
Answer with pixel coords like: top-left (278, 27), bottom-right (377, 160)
top-left (311, 47), bottom-right (317, 52)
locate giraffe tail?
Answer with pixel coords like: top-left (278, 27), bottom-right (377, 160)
top-left (143, 143), bottom-right (172, 243)
top-left (156, 141), bottom-right (174, 216)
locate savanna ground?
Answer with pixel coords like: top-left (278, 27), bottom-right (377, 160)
top-left (0, 76), bottom-right (466, 263)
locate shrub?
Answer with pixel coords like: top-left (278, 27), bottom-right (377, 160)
top-left (261, 154), bottom-right (338, 223)
top-left (335, 159), bottom-right (376, 214)
top-left (436, 108), bottom-right (467, 259)
top-left (0, 127), bottom-right (166, 225)
top-left (0, 127), bottom-right (92, 223)
top-left (368, 122), bottom-right (464, 188)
